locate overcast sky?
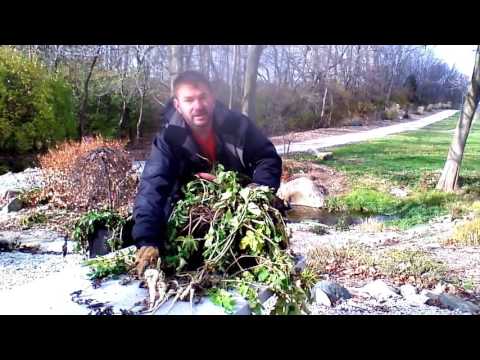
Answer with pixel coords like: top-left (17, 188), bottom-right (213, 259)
top-left (431, 45), bottom-right (477, 77)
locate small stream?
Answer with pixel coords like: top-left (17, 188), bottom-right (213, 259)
top-left (285, 205), bottom-right (397, 226)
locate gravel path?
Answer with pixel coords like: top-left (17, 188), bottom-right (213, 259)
top-left (0, 252), bottom-right (83, 292)
top-left (0, 168), bottom-right (43, 198)
top-left (308, 296), bottom-right (468, 315)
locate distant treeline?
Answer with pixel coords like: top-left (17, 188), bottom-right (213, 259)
top-left (0, 45), bottom-right (468, 156)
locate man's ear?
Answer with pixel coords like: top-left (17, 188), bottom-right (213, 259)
top-left (173, 98), bottom-right (180, 112)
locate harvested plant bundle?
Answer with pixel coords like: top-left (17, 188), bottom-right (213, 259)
top-left (157, 164), bottom-right (310, 315)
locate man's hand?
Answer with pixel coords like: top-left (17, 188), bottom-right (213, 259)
top-left (271, 195), bottom-right (290, 215)
top-left (134, 246), bottom-right (160, 279)
top-left (246, 183), bottom-right (290, 215)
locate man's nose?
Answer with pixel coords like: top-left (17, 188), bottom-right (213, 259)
top-left (192, 99), bottom-right (205, 110)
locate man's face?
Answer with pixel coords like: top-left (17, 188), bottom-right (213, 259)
top-left (173, 82), bottom-right (215, 133)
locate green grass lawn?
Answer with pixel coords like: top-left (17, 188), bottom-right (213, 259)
top-left (286, 113), bottom-right (480, 229)
top-left (327, 113), bottom-right (480, 189)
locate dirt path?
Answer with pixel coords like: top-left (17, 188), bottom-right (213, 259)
top-left (273, 110), bottom-right (458, 155)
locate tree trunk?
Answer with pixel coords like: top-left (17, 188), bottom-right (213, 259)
top-left (118, 99), bottom-right (128, 137)
top-left (241, 45), bottom-right (264, 119)
top-left (170, 45), bottom-right (183, 95)
top-left (184, 45), bottom-right (195, 69)
top-left (78, 51), bottom-right (99, 139)
top-left (136, 94), bottom-right (145, 141)
top-left (328, 93), bottom-right (334, 127)
top-left (229, 45), bottom-right (239, 109)
top-left (436, 46), bottom-right (480, 192)
top-left (319, 86), bottom-right (328, 128)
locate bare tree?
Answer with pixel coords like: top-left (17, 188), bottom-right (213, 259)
top-left (436, 46), bottom-right (480, 191)
top-left (78, 46), bottom-right (102, 139)
top-left (229, 45), bottom-right (239, 109)
top-left (241, 45), bottom-right (264, 119)
top-left (170, 45), bottom-right (183, 95)
top-left (116, 46), bottom-right (135, 138)
top-left (134, 46), bottom-right (154, 141)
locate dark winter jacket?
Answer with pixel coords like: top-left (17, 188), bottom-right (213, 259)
top-left (131, 100), bottom-right (282, 249)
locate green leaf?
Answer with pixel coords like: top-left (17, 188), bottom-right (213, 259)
top-left (257, 268), bottom-right (270, 282)
top-left (208, 288), bottom-right (236, 314)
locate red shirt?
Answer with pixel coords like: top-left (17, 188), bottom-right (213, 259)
top-left (192, 128), bottom-right (216, 164)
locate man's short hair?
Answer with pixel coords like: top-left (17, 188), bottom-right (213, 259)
top-left (173, 70), bottom-right (212, 96)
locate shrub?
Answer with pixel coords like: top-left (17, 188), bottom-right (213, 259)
top-left (450, 218), bottom-right (480, 246)
top-left (382, 108), bottom-right (399, 120)
top-left (0, 46), bottom-right (76, 153)
top-left (38, 136), bottom-right (138, 211)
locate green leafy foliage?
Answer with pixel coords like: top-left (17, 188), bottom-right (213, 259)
top-left (208, 288), bottom-right (236, 314)
top-left (0, 46), bottom-right (76, 153)
top-left (84, 251), bottom-right (135, 280)
top-left (72, 209), bottom-right (126, 254)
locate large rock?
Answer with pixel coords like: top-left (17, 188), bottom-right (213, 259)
top-left (416, 106), bottom-right (425, 115)
top-left (358, 280), bottom-right (400, 301)
top-left (277, 177), bottom-right (326, 208)
top-left (2, 198), bottom-right (23, 213)
top-left (313, 288), bottom-right (332, 307)
top-left (313, 151), bottom-right (333, 161)
top-left (1, 190), bottom-right (21, 212)
top-left (399, 284), bottom-right (430, 306)
top-left (313, 280), bottom-right (351, 304)
top-left (437, 293), bottom-right (480, 314)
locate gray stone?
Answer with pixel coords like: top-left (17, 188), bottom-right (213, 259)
top-left (313, 288), bottom-right (332, 307)
top-left (390, 187), bottom-right (409, 198)
top-left (0, 234), bottom-right (20, 251)
top-left (400, 284), bottom-right (417, 298)
top-left (438, 293), bottom-right (480, 314)
top-left (359, 280), bottom-right (400, 301)
top-left (6, 198), bottom-right (23, 212)
top-left (314, 151), bottom-right (333, 161)
top-left (293, 255), bottom-right (307, 273)
top-left (420, 290), bottom-right (441, 305)
top-left (400, 284), bottom-right (430, 306)
top-left (314, 280), bottom-right (352, 304)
